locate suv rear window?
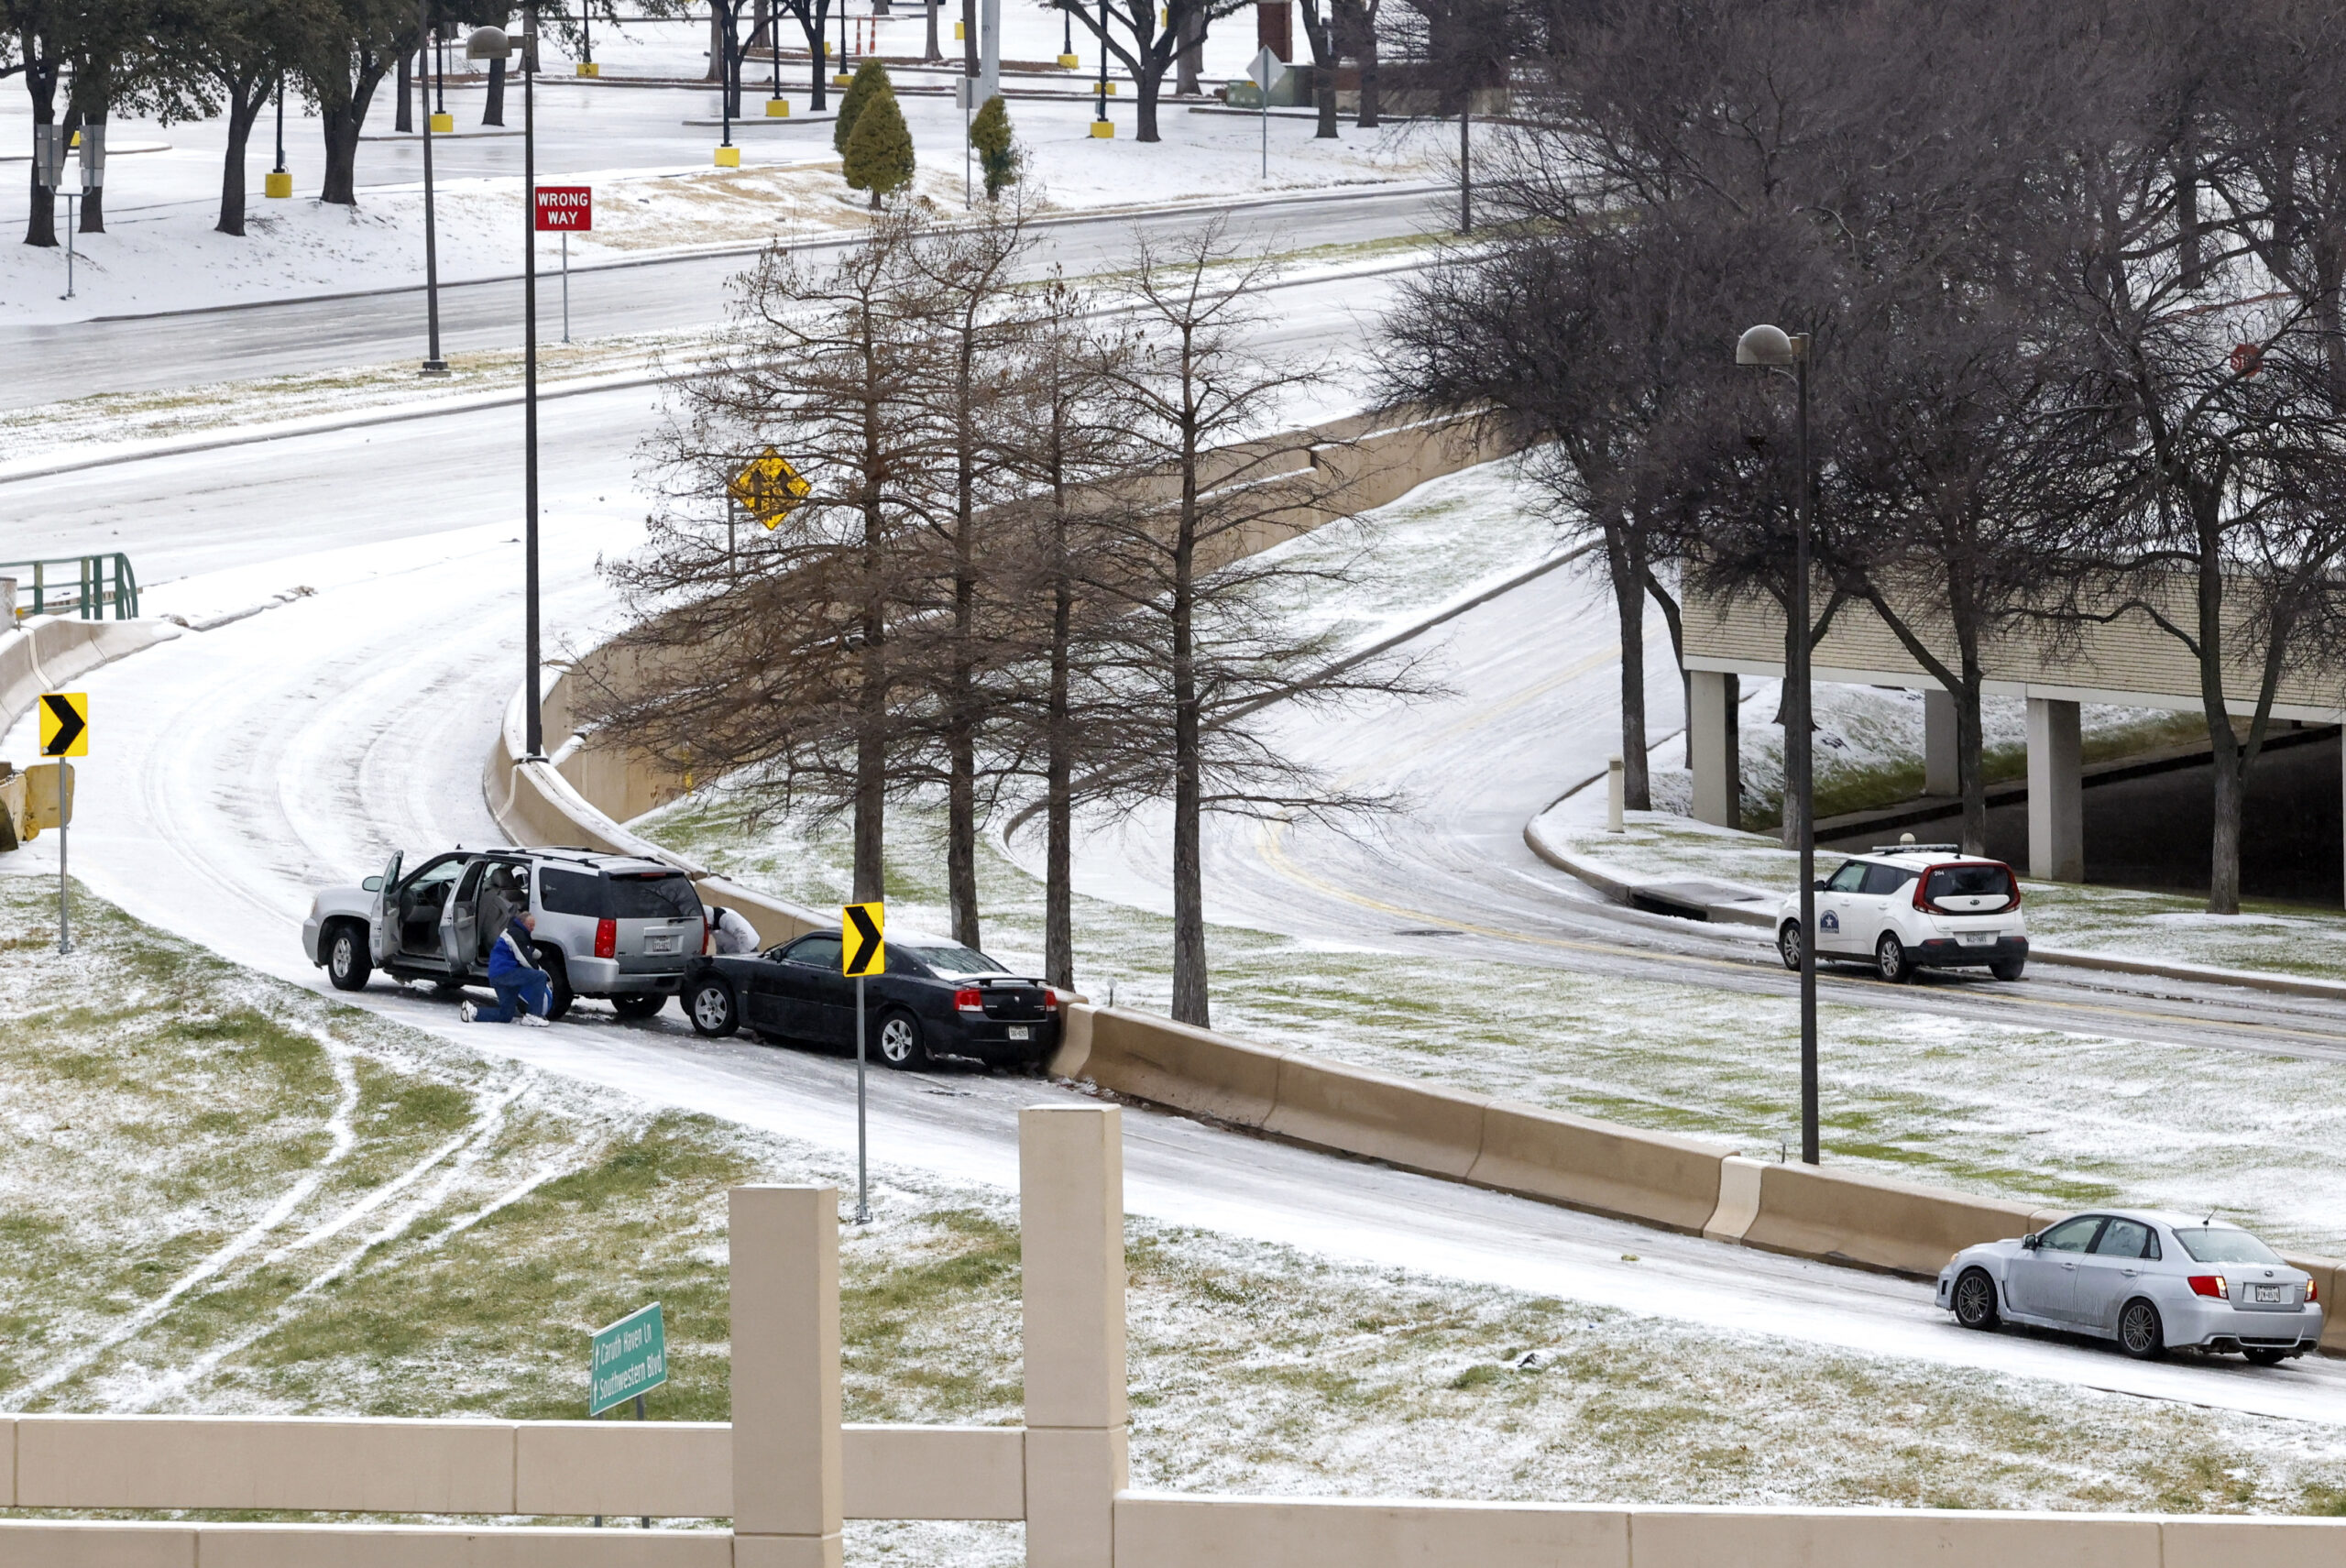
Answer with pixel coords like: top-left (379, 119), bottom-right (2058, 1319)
top-left (1924, 865), bottom-right (2014, 903)
top-left (539, 867), bottom-right (605, 917)
top-left (608, 873), bottom-right (700, 920)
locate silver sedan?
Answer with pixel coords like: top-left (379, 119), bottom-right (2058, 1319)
top-left (1935, 1210), bottom-right (2324, 1363)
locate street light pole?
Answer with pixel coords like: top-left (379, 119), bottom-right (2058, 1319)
top-left (419, 4), bottom-right (448, 376)
top-left (1738, 323), bottom-right (1819, 1166)
top-left (523, 1), bottom-right (542, 759)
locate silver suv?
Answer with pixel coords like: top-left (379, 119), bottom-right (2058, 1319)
top-left (303, 847), bottom-right (705, 1020)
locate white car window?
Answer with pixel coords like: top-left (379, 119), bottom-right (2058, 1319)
top-left (1825, 862), bottom-right (1868, 893)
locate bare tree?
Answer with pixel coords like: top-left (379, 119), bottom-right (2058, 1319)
top-left (585, 218), bottom-right (940, 904)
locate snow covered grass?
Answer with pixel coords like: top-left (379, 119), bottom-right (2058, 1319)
top-left (6, 872), bottom-right (2346, 1529)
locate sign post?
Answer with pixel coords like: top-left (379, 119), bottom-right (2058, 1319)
top-left (841, 900), bottom-right (884, 1224)
top-left (1246, 47), bottom-right (1280, 180)
top-left (38, 692), bottom-right (87, 955)
top-left (588, 1299), bottom-right (665, 1530)
top-left (532, 184), bottom-right (592, 344)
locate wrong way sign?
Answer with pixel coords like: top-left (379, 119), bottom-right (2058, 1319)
top-left (534, 185), bottom-right (592, 232)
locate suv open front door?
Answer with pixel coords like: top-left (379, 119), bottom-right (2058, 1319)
top-left (368, 850), bottom-right (402, 966)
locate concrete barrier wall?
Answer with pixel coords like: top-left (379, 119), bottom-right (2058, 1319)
top-left (0, 618), bottom-right (178, 750)
top-left (1114, 1495), bottom-right (2346, 1568)
top-left (0, 1520), bottom-right (730, 1568)
top-left (1737, 1160), bottom-right (2046, 1278)
top-left (5, 1414), bottom-right (1020, 1521)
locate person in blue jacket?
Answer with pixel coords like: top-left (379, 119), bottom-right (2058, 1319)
top-left (462, 912), bottom-right (554, 1026)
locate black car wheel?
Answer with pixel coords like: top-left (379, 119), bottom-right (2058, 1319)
top-left (875, 1009), bottom-right (930, 1070)
top-left (326, 924), bottom-right (372, 992)
top-left (611, 992), bottom-right (666, 1021)
top-left (1990, 959), bottom-right (2026, 981)
top-left (2119, 1299), bottom-right (2165, 1360)
top-left (1952, 1268), bottom-right (2000, 1330)
top-left (687, 977), bottom-right (739, 1037)
top-left (1777, 922), bottom-right (1804, 972)
top-left (1876, 932), bottom-right (1913, 983)
top-left (534, 948), bottom-right (576, 1021)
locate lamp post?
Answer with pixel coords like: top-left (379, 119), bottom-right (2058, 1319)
top-left (420, 4), bottom-right (449, 376)
top-left (1737, 322), bottom-right (1819, 1167)
top-left (471, 15), bottom-right (543, 759)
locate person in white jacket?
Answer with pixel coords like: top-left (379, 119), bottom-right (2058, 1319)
top-left (707, 905), bottom-right (760, 957)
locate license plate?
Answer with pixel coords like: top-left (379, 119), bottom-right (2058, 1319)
top-left (645, 935), bottom-right (678, 954)
top-left (1008, 1025), bottom-right (1032, 1041)
top-left (1957, 933), bottom-right (1997, 947)
top-left (2254, 1284), bottom-right (2287, 1303)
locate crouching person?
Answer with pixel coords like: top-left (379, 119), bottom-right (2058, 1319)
top-left (462, 912), bottom-right (554, 1026)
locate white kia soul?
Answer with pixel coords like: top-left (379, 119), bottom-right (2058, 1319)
top-left (1776, 845), bottom-right (2027, 982)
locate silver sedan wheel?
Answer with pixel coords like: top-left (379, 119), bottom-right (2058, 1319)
top-left (1953, 1270), bottom-right (1999, 1330)
top-left (2119, 1299), bottom-right (2165, 1359)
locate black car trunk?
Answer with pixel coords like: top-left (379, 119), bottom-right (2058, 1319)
top-left (976, 979), bottom-right (1051, 1022)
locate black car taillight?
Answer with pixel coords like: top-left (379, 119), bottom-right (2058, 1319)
top-left (955, 986), bottom-right (984, 1013)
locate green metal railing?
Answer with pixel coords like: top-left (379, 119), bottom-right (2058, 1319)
top-left (1, 554), bottom-right (139, 620)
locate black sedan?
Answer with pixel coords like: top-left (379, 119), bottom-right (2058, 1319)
top-left (681, 931), bottom-right (1058, 1069)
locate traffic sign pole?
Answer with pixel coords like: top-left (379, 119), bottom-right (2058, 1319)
top-left (853, 981), bottom-right (872, 1220)
top-left (57, 760), bottom-right (71, 956)
top-left (561, 230), bottom-right (569, 344)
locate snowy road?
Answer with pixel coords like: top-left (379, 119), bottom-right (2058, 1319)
top-left (6, 266), bottom-right (2345, 1431)
top-left (0, 186), bottom-right (1443, 410)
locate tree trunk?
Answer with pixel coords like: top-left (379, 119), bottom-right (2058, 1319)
top-left (397, 48), bottom-right (414, 131)
top-left (484, 56), bottom-right (506, 125)
top-left (1175, 6), bottom-right (1202, 95)
top-left (855, 513), bottom-right (889, 904)
top-left (321, 99), bottom-right (369, 203)
top-left (24, 58), bottom-right (60, 248)
top-left (1955, 671), bottom-right (1987, 858)
top-left (1297, 1), bottom-right (1338, 138)
top-left (2208, 738), bottom-right (2243, 915)
top-left (217, 93), bottom-right (263, 236)
top-left (77, 111), bottom-right (106, 233)
top-left (925, 0), bottom-right (942, 61)
top-left (2193, 503), bottom-right (2240, 914)
top-left (1355, 15), bottom-right (1378, 127)
top-left (1045, 528), bottom-right (1076, 992)
top-left (1606, 528), bottom-right (1650, 811)
top-left (806, 0), bottom-right (829, 110)
top-left (962, 0), bottom-right (977, 73)
top-left (1135, 60), bottom-right (1164, 142)
top-left (1169, 407), bottom-right (1208, 1023)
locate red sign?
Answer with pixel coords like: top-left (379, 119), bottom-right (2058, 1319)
top-left (534, 186), bottom-right (593, 233)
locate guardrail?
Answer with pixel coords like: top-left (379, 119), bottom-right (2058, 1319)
top-left (0, 553), bottom-right (139, 620)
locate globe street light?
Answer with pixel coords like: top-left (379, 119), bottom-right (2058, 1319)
top-left (471, 14), bottom-right (544, 759)
top-left (1738, 321), bottom-right (1819, 1166)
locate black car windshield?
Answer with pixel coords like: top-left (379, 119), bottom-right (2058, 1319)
top-left (903, 943), bottom-right (1009, 979)
top-left (2171, 1225), bottom-right (2283, 1265)
top-left (608, 872), bottom-right (700, 920)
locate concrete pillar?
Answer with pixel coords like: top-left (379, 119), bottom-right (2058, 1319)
top-left (1688, 670), bottom-right (1740, 828)
top-left (1021, 1104), bottom-right (1127, 1568)
top-left (731, 1186), bottom-right (843, 1568)
top-left (1923, 688), bottom-right (1958, 797)
top-left (2025, 696), bottom-right (2083, 883)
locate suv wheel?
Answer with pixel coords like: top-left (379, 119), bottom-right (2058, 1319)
top-left (1990, 959), bottom-right (2025, 981)
top-left (534, 948), bottom-right (576, 1021)
top-left (326, 923), bottom-right (372, 992)
top-left (1777, 922), bottom-right (1804, 972)
top-left (611, 992), bottom-right (666, 1021)
top-left (875, 1009), bottom-right (930, 1070)
top-left (687, 976), bottom-right (739, 1037)
top-left (1875, 932), bottom-right (1913, 983)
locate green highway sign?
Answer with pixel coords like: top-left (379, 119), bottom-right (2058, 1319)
top-left (589, 1301), bottom-right (667, 1416)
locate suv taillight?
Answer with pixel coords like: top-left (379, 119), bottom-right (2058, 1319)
top-left (594, 918), bottom-right (617, 959)
top-left (2188, 1275), bottom-right (2229, 1299)
top-left (954, 986), bottom-right (984, 1013)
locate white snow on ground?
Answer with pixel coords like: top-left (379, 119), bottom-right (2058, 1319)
top-left (0, 7), bottom-right (1453, 323)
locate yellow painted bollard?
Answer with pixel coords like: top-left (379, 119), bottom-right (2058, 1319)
top-left (576, 60), bottom-right (599, 76)
top-left (833, 71), bottom-right (852, 86)
top-left (715, 144), bottom-right (741, 167)
top-left (766, 97), bottom-right (790, 115)
top-left (430, 112), bottom-right (454, 133)
top-left (264, 170), bottom-right (293, 198)
top-left (1058, 51), bottom-right (1080, 67)
top-left (1090, 118), bottom-right (1114, 137)
top-left (953, 18), bottom-right (964, 38)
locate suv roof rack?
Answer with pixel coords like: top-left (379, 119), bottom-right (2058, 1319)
top-left (1870, 843), bottom-right (1961, 855)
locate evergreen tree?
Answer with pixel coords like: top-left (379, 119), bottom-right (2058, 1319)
top-left (842, 82), bottom-right (913, 208)
top-left (970, 92), bottom-right (1018, 202)
top-left (831, 56), bottom-right (888, 154)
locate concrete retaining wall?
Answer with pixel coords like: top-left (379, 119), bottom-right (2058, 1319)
top-left (0, 618), bottom-right (178, 747)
